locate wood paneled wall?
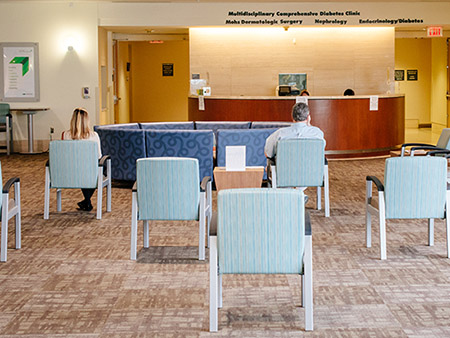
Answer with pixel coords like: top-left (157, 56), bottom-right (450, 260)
top-left (190, 27), bottom-right (395, 96)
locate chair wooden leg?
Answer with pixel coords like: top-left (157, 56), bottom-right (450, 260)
top-left (428, 219), bottom-right (434, 246)
top-left (304, 234), bottom-right (313, 331)
top-left (378, 191), bottom-right (387, 260)
top-left (143, 221), bottom-right (149, 248)
top-left (130, 191), bottom-right (138, 260)
top-left (209, 236), bottom-right (218, 332)
top-left (44, 167), bottom-right (50, 219)
top-left (14, 181), bottom-right (21, 249)
top-left (199, 191), bottom-right (206, 260)
top-left (1, 194), bottom-right (8, 262)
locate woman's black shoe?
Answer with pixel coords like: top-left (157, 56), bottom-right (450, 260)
top-left (77, 200), bottom-right (93, 211)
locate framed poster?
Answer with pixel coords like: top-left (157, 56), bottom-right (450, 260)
top-left (0, 42), bottom-right (40, 102)
top-left (395, 69), bottom-right (404, 81)
top-left (407, 69), bottom-right (418, 81)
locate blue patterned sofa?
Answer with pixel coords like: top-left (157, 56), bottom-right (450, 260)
top-left (216, 128), bottom-right (278, 179)
top-left (94, 121), bottom-right (288, 182)
top-left (145, 130), bottom-right (214, 184)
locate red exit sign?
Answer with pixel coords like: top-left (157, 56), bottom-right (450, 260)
top-left (427, 27), bottom-right (443, 37)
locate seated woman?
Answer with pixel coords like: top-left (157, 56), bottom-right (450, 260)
top-left (62, 108), bottom-right (102, 211)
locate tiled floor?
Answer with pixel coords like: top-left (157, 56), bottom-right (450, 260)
top-left (0, 129), bottom-right (450, 336)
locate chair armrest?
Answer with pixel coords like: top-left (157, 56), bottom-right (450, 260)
top-left (428, 149), bottom-right (450, 158)
top-left (402, 142), bottom-right (434, 149)
top-left (324, 157), bottom-right (328, 165)
top-left (210, 211), bottom-right (218, 236)
top-left (45, 160), bottom-right (49, 167)
top-left (200, 176), bottom-right (211, 192)
top-left (410, 145), bottom-right (442, 153)
top-left (132, 182), bottom-right (137, 192)
top-left (267, 157), bottom-right (276, 166)
top-left (3, 177), bottom-right (19, 193)
top-left (99, 155), bottom-right (111, 167)
top-left (366, 176), bottom-right (384, 192)
top-left (305, 211), bottom-right (311, 236)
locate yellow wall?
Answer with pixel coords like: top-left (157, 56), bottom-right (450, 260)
top-left (395, 38), bottom-right (431, 127)
top-left (130, 40), bottom-right (189, 122)
top-left (431, 38), bottom-right (447, 131)
top-left (190, 27), bottom-right (395, 96)
top-left (117, 41), bottom-right (131, 123)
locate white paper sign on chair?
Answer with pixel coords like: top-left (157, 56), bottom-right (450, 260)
top-left (225, 146), bottom-right (246, 171)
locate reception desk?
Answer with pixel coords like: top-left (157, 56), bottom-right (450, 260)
top-left (188, 95), bottom-right (405, 157)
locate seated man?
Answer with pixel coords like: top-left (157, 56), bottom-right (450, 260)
top-left (264, 102), bottom-right (326, 198)
top-left (264, 102), bottom-right (325, 160)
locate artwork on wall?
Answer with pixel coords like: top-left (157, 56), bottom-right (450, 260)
top-left (0, 42), bottom-right (40, 102)
top-left (279, 73), bottom-right (307, 90)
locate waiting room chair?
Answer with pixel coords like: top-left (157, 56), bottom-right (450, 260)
top-left (270, 138), bottom-right (329, 217)
top-left (0, 103), bottom-right (13, 155)
top-left (44, 140), bottom-right (111, 220)
top-left (130, 157), bottom-right (212, 261)
top-left (209, 188), bottom-right (313, 332)
top-left (400, 128), bottom-right (450, 156)
top-left (0, 162), bottom-right (21, 262)
top-left (366, 156), bottom-right (450, 260)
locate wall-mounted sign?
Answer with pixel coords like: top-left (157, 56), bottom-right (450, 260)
top-left (0, 42), bottom-right (40, 102)
top-left (395, 69), bottom-right (404, 81)
top-left (162, 63), bottom-right (173, 77)
top-left (407, 69), bottom-right (418, 81)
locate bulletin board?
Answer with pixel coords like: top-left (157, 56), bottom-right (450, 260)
top-left (0, 42), bottom-right (40, 102)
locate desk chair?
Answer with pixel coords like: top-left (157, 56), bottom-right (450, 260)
top-left (44, 140), bottom-right (111, 220)
top-left (130, 158), bottom-right (212, 261)
top-left (366, 156), bottom-right (449, 260)
top-left (209, 189), bottom-right (313, 331)
top-left (270, 138), bottom-right (329, 217)
top-left (0, 162), bottom-right (21, 262)
top-left (0, 103), bottom-right (13, 155)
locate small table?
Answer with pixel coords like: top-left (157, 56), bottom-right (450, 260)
top-left (10, 107), bottom-right (49, 154)
top-left (213, 166), bottom-right (264, 192)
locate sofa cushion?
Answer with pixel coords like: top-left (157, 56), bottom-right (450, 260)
top-left (216, 128), bottom-right (278, 179)
top-left (145, 130), bottom-right (214, 182)
top-left (96, 128), bottom-right (146, 181)
top-left (139, 122), bottom-right (195, 130)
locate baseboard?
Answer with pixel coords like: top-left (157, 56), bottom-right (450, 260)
top-left (418, 123), bottom-right (432, 128)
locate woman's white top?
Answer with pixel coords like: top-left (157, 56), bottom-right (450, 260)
top-left (62, 131), bottom-right (102, 158)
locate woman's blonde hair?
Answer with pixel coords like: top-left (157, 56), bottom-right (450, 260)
top-left (70, 107), bottom-right (91, 140)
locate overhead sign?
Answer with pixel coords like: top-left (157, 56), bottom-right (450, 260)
top-left (427, 26), bottom-right (443, 37)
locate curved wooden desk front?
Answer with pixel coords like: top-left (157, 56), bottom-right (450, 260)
top-left (188, 95), bottom-right (405, 157)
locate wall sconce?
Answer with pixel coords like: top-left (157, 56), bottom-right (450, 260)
top-left (64, 35), bottom-right (77, 52)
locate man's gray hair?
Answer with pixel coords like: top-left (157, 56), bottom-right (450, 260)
top-left (291, 102), bottom-right (310, 122)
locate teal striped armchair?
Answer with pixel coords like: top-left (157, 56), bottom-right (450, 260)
top-left (366, 156), bottom-right (449, 260)
top-left (271, 138), bottom-right (329, 217)
top-left (209, 189), bottom-right (313, 331)
top-left (44, 140), bottom-right (111, 220)
top-left (0, 162), bottom-right (21, 262)
top-left (130, 158), bottom-right (212, 261)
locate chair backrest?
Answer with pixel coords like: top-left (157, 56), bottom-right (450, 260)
top-left (49, 140), bottom-right (99, 189)
top-left (384, 157), bottom-right (447, 219)
top-left (436, 128), bottom-right (450, 149)
top-left (276, 138), bottom-right (325, 187)
top-left (145, 130), bottom-right (213, 183)
top-left (218, 188), bottom-right (305, 274)
top-left (93, 123), bottom-right (140, 132)
top-left (139, 122), bottom-right (194, 130)
top-left (136, 157), bottom-right (200, 221)
top-left (0, 103), bottom-right (10, 124)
